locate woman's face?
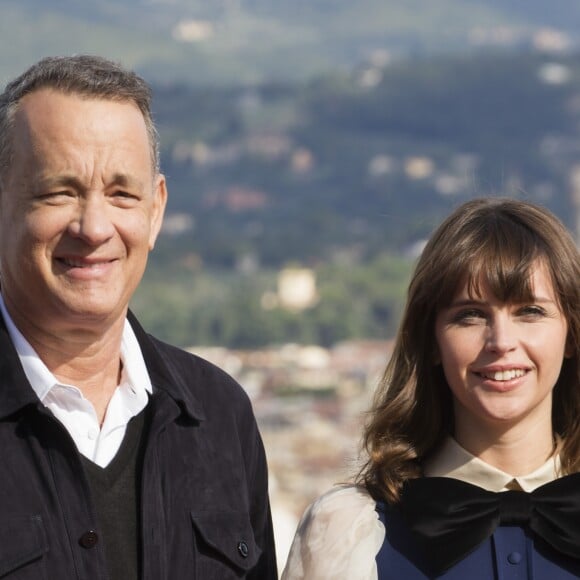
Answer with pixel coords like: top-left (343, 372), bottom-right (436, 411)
top-left (434, 261), bottom-right (569, 441)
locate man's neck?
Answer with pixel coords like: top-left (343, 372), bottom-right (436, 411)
top-left (3, 299), bottom-right (126, 424)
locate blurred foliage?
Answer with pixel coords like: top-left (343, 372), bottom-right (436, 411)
top-left (4, 4), bottom-right (579, 350)
top-left (2, 0), bottom-right (580, 86)
top-left (153, 51), bottom-right (579, 264)
top-left (130, 50), bottom-right (580, 347)
top-left (132, 253), bottom-right (413, 348)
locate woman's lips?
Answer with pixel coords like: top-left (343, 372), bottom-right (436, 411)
top-left (476, 368), bottom-right (527, 382)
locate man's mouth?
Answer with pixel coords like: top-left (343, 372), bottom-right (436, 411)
top-left (58, 257), bottom-right (113, 268)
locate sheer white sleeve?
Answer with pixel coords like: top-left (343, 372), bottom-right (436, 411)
top-left (281, 485), bottom-right (385, 580)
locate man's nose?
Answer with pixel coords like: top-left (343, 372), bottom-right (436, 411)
top-left (67, 197), bottom-right (115, 244)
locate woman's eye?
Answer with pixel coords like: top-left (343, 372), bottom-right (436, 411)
top-left (518, 305), bottom-right (546, 318)
top-left (452, 309), bottom-right (486, 324)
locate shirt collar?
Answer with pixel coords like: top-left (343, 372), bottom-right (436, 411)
top-left (423, 436), bottom-right (560, 492)
top-left (0, 295), bottom-right (152, 401)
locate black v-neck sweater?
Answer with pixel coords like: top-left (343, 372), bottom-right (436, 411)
top-left (81, 409), bottom-right (148, 580)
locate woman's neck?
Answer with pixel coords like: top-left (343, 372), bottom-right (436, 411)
top-left (454, 417), bottom-right (555, 476)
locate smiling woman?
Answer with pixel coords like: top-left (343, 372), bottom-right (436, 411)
top-left (282, 197), bottom-right (580, 580)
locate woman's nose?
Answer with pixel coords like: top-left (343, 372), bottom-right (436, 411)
top-left (484, 315), bottom-right (518, 353)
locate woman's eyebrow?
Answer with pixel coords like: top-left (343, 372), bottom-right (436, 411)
top-left (446, 298), bottom-right (485, 308)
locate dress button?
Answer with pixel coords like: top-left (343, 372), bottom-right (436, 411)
top-left (237, 541), bottom-right (249, 558)
top-left (79, 531), bottom-right (99, 549)
top-left (508, 551), bottom-right (522, 565)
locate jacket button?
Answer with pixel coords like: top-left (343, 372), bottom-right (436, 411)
top-left (237, 541), bottom-right (249, 558)
top-left (508, 551), bottom-right (522, 565)
top-left (79, 531), bottom-right (99, 549)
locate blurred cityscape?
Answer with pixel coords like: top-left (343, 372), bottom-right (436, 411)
top-left (191, 337), bottom-right (393, 570)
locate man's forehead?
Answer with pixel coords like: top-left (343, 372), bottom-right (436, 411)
top-left (6, 92), bottom-right (155, 183)
top-left (18, 87), bottom-right (141, 115)
top-left (13, 90), bottom-right (148, 147)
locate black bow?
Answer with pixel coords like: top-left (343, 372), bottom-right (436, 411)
top-left (398, 474), bottom-right (580, 575)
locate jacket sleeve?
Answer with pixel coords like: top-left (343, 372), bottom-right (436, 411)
top-left (141, 330), bottom-right (279, 579)
top-left (245, 416), bottom-right (278, 579)
top-left (281, 485), bottom-right (385, 580)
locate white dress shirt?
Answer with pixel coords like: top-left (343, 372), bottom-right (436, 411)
top-left (0, 295), bottom-right (152, 467)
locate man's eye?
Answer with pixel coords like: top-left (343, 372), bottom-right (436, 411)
top-left (37, 191), bottom-right (74, 202)
top-left (112, 191), bottom-right (140, 203)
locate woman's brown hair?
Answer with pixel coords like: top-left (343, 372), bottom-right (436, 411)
top-left (358, 197), bottom-right (580, 503)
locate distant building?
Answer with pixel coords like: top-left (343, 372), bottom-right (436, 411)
top-left (172, 19), bottom-right (214, 42)
top-left (161, 212), bottom-right (195, 235)
top-left (537, 62), bottom-right (571, 85)
top-left (404, 156), bottom-right (434, 180)
top-left (291, 148), bottom-right (314, 174)
top-left (532, 28), bottom-right (573, 54)
top-left (278, 268), bottom-right (318, 311)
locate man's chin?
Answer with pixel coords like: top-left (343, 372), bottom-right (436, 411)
top-left (47, 297), bottom-right (128, 328)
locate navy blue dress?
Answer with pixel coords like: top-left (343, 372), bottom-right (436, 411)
top-left (375, 501), bottom-right (580, 579)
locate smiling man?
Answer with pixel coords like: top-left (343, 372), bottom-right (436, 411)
top-left (0, 56), bottom-right (276, 580)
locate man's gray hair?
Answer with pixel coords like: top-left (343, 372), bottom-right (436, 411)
top-left (0, 55), bottom-right (160, 181)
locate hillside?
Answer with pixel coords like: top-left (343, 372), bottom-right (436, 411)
top-left (151, 50), bottom-right (580, 268)
top-left (128, 50), bottom-right (580, 347)
top-left (2, 4), bottom-right (578, 347)
top-left (1, 0), bottom-right (579, 86)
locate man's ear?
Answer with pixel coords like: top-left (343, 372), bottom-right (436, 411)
top-left (148, 174), bottom-right (168, 251)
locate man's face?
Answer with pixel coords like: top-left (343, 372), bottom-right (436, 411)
top-left (0, 89), bottom-right (166, 332)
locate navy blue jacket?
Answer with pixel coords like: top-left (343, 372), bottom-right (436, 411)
top-left (0, 312), bottom-right (277, 579)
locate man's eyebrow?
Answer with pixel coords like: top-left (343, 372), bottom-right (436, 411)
top-left (110, 173), bottom-right (144, 189)
top-left (37, 173), bottom-right (144, 190)
top-left (37, 175), bottom-right (82, 189)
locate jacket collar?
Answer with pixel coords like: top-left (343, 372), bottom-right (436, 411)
top-left (0, 309), bottom-right (206, 423)
top-left (127, 310), bottom-right (206, 422)
top-left (0, 314), bottom-right (42, 419)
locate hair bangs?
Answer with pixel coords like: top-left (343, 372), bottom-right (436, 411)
top-left (443, 213), bottom-right (547, 307)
